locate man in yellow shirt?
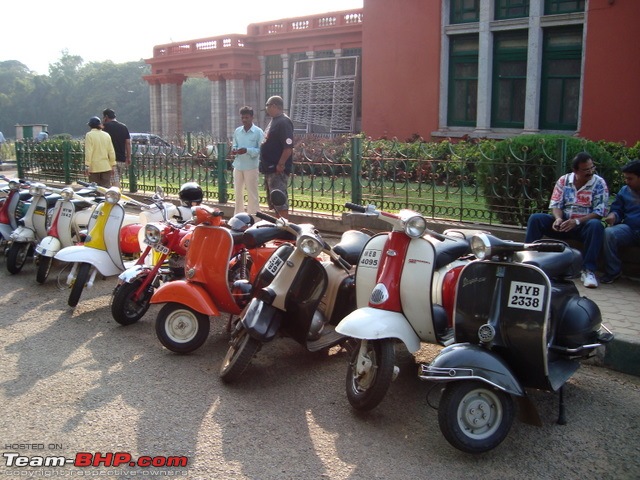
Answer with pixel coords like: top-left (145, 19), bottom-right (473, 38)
top-left (85, 116), bottom-right (115, 187)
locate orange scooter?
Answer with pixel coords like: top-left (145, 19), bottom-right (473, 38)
top-left (150, 207), bottom-right (294, 353)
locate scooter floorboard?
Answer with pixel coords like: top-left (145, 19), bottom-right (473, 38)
top-left (306, 325), bottom-right (344, 352)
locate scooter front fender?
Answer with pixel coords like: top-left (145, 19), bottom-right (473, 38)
top-left (10, 225), bottom-right (35, 243)
top-left (241, 298), bottom-right (282, 343)
top-left (55, 246), bottom-right (122, 277)
top-left (420, 343), bottom-right (525, 396)
top-left (118, 264), bottom-right (152, 284)
top-left (150, 280), bottom-right (220, 317)
top-left (35, 236), bottom-right (62, 257)
top-left (335, 307), bottom-right (421, 353)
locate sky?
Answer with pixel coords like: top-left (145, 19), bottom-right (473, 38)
top-left (0, 0), bottom-right (363, 75)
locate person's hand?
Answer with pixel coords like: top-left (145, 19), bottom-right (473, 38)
top-left (604, 214), bottom-right (616, 226)
top-left (237, 148), bottom-right (247, 154)
top-left (552, 217), bottom-right (563, 231)
top-left (276, 163), bottom-right (285, 173)
top-left (556, 218), bottom-right (579, 232)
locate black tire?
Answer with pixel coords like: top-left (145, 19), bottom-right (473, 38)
top-left (219, 326), bottom-right (261, 384)
top-left (6, 242), bottom-right (30, 274)
top-left (438, 380), bottom-right (515, 454)
top-left (68, 263), bottom-right (92, 307)
top-left (345, 339), bottom-right (396, 411)
top-left (111, 279), bottom-right (153, 326)
top-left (35, 255), bottom-right (53, 284)
top-left (155, 303), bottom-right (210, 353)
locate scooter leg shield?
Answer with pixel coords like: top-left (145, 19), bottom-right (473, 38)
top-left (150, 280), bottom-right (220, 317)
top-left (241, 298), bottom-right (282, 342)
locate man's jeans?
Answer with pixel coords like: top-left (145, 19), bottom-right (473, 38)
top-left (525, 213), bottom-right (604, 272)
top-left (603, 224), bottom-right (640, 276)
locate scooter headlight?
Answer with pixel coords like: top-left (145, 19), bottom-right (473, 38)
top-left (298, 235), bottom-right (323, 257)
top-left (145, 224), bottom-right (162, 245)
top-left (404, 215), bottom-right (427, 238)
top-left (470, 234), bottom-right (491, 260)
top-left (8, 180), bottom-right (19, 191)
top-left (105, 188), bottom-right (121, 204)
top-left (61, 187), bottom-right (74, 200)
top-left (29, 183), bottom-right (46, 196)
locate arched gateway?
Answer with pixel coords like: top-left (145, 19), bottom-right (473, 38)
top-left (144, 9), bottom-right (363, 139)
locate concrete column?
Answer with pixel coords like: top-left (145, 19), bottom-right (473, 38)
top-left (474, 1), bottom-right (493, 134)
top-left (209, 77), bottom-right (227, 140)
top-left (258, 56), bottom-right (266, 127)
top-left (226, 77), bottom-right (245, 138)
top-left (160, 82), bottom-right (182, 141)
top-left (281, 54), bottom-right (290, 113)
top-left (523, 0), bottom-right (544, 133)
top-left (149, 83), bottom-right (161, 134)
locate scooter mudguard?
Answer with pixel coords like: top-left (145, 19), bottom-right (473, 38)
top-left (241, 298), bottom-right (282, 342)
top-left (55, 246), bottom-right (122, 277)
top-left (422, 343), bottom-right (525, 396)
top-left (150, 280), bottom-right (221, 317)
top-left (118, 264), bottom-right (151, 284)
top-left (35, 236), bottom-right (61, 257)
top-left (9, 225), bottom-right (35, 243)
top-left (335, 306), bottom-right (421, 353)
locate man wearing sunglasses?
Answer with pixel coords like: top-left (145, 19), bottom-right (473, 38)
top-left (525, 152), bottom-right (609, 288)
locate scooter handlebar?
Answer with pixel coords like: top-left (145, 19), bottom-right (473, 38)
top-left (344, 202), bottom-right (367, 213)
top-left (255, 211), bottom-right (279, 224)
top-left (525, 241), bottom-right (566, 253)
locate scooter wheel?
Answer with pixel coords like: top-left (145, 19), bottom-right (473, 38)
top-left (219, 326), bottom-right (260, 384)
top-left (68, 263), bottom-right (92, 307)
top-left (36, 255), bottom-right (53, 284)
top-left (6, 242), bottom-right (30, 274)
top-left (438, 380), bottom-right (515, 454)
top-left (111, 279), bottom-right (153, 326)
top-left (345, 339), bottom-right (396, 411)
top-left (155, 303), bottom-right (210, 353)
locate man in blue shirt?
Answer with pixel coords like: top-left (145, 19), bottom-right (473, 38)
top-left (231, 106), bottom-right (264, 215)
top-left (600, 159), bottom-right (640, 283)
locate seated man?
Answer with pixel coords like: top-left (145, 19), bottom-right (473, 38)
top-left (525, 152), bottom-right (608, 288)
top-left (600, 159), bottom-right (640, 283)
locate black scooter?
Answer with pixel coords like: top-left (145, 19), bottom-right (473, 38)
top-left (420, 233), bottom-right (613, 454)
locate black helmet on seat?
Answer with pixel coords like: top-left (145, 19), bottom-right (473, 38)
top-left (179, 182), bottom-right (203, 206)
top-left (228, 212), bottom-right (254, 232)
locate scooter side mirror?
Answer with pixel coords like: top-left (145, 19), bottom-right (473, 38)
top-left (270, 189), bottom-right (287, 213)
top-left (154, 186), bottom-right (165, 200)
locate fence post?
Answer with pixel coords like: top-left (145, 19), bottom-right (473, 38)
top-left (350, 136), bottom-right (362, 205)
top-left (129, 156), bottom-right (138, 193)
top-left (556, 138), bottom-right (568, 177)
top-left (217, 142), bottom-right (228, 203)
top-left (15, 142), bottom-right (24, 179)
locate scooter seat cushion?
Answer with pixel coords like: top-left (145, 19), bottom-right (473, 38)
top-left (45, 194), bottom-right (62, 207)
top-left (516, 247), bottom-right (581, 279)
top-left (242, 226), bottom-right (296, 248)
top-left (333, 230), bottom-right (370, 266)
top-left (434, 238), bottom-right (471, 269)
top-left (72, 199), bottom-right (94, 211)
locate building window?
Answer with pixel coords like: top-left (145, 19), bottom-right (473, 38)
top-left (545, 0), bottom-right (585, 14)
top-left (448, 35), bottom-right (479, 126)
top-left (492, 30), bottom-right (528, 128)
top-left (495, 0), bottom-right (530, 20)
top-left (539, 26), bottom-right (583, 130)
top-left (265, 55), bottom-right (283, 99)
top-left (451, 0), bottom-right (480, 24)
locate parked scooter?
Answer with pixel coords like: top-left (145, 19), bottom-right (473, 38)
top-left (335, 203), bottom-right (478, 411)
top-left (0, 175), bottom-right (32, 254)
top-left (150, 206), bottom-right (293, 353)
top-left (219, 192), bottom-right (371, 384)
top-left (109, 189), bottom-right (194, 325)
top-left (34, 186), bottom-right (98, 283)
top-left (55, 186), bottom-right (149, 307)
top-left (6, 182), bottom-right (63, 274)
top-left (419, 233), bottom-right (613, 454)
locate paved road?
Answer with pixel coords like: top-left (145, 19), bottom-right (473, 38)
top-left (0, 258), bottom-right (639, 479)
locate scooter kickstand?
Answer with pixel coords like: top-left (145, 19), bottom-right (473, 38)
top-left (557, 385), bottom-right (567, 425)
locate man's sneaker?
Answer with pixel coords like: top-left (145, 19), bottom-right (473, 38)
top-left (600, 272), bottom-right (621, 284)
top-left (582, 270), bottom-right (598, 288)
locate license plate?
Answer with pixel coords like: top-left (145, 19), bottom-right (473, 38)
top-left (507, 281), bottom-right (545, 311)
top-left (265, 254), bottom-right (285, 276)
top-left (144, 238), bottom-right (169, 255)
top-left (358, 248), bottom-right (381, 269)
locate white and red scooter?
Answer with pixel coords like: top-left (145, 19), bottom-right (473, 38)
top-left (335, 202), bottom-right (482, 411)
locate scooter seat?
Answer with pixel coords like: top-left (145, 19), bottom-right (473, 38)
top-left (434, 238), bottom-right (471, 269)
top-left (45, 194), bottom-right (62, 207)
top-left (333, 230), bottom-right (370, 266)
top-left (242, 226), bottom-right (296, 249)
top-left (516, 247), bottom-right (582, 279)
top-left (71, 199), bottom-right (94, 211)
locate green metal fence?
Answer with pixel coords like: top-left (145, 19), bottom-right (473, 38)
top-left (13, 135), bottom-right (628, 227)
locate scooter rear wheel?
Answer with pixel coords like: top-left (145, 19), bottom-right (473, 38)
top-left (438, 380), bottom-right (515, 454)
top-left (345, 339), bottom-right (396, 411)
top-left (68, 263), bottom-right (92, 307)
top-left (155, 303), bottom-right (210, 353)
top-left (219, 326), bottom-right (260, 384)
top-left (6, 242), bottom-right (30, 274)
top-left (35, 255), bottom-right (53, 284)
top-left (111, 279), bottom-right (153, 325)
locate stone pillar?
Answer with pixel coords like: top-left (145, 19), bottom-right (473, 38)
top-left (523, 0), bottom-right (544, 134)
top-left (160, 82), bottom-right (182, 141)
top-left (149, 83), bottom-right (161, 134)
top-left (208, 75), bottom-right (226, 139)
top-left (226, 76), bottom-right (246, 138)
top-left (474, 1), bottom-right (493, 135)
top-left (281, 54), bottom-right (290, 113)
top-left (258, 56), bottom-right (266, 126)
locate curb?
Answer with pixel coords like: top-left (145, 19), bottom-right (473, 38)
top-left (604, 337), bottom-right (640, 377)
